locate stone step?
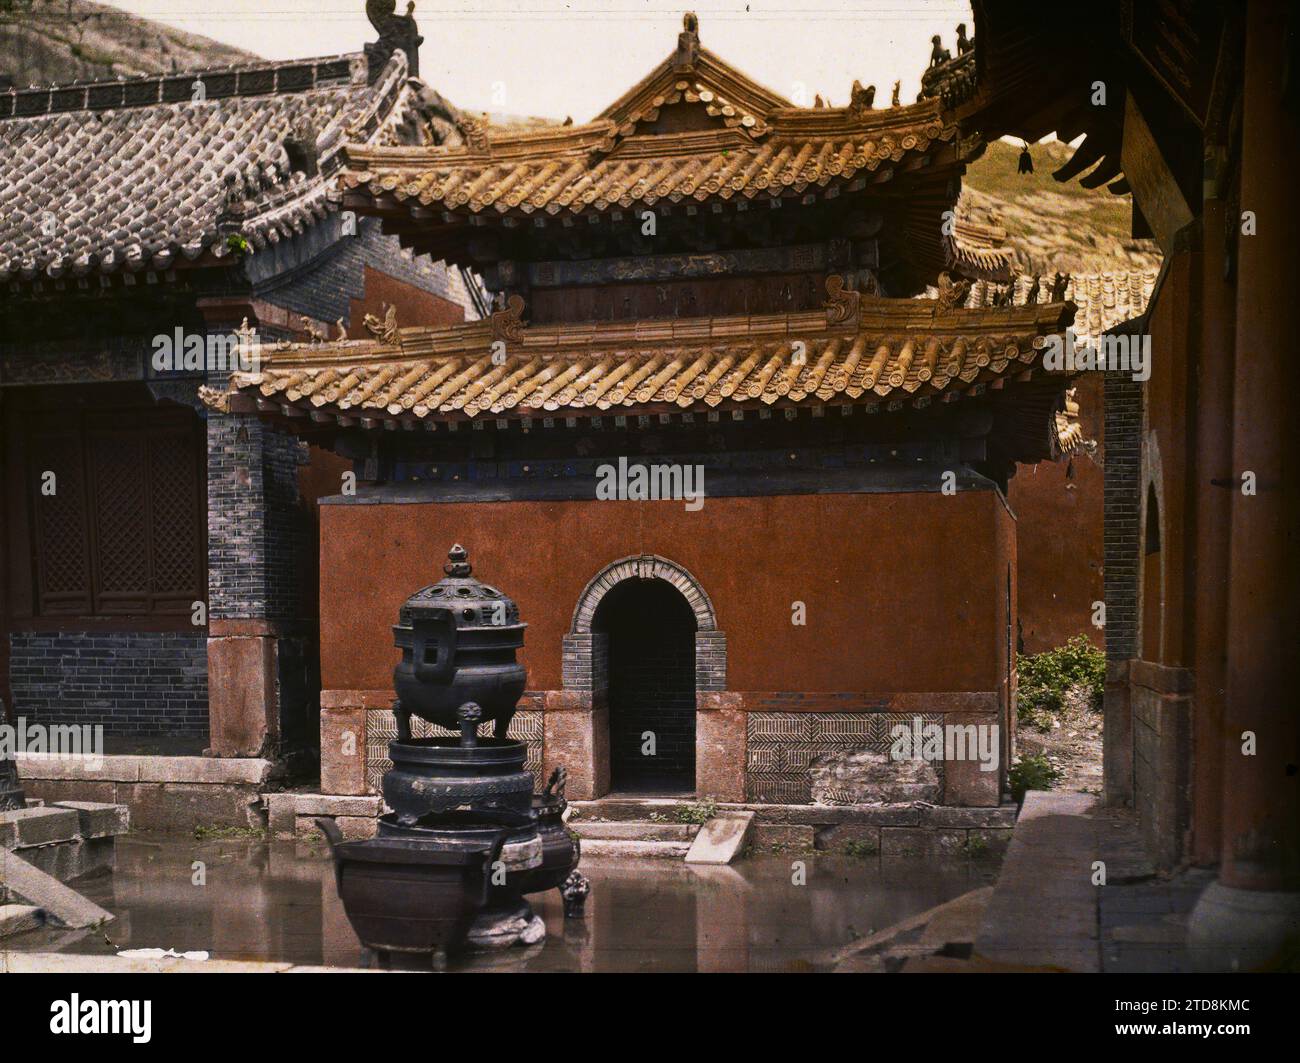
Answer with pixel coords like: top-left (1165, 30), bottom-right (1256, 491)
top-left (569, 821), bottom-right (698, 842)
top-left (577, 839), bottom-right (692, 858)
top-left (568, 798), bottom-right (690, 822)
top-left (0, 903), bottom-right (45, 939)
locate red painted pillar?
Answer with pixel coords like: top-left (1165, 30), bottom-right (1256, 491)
top-left (1189, 197), bottom-right (1234, 866)
top-left (1189, 0), bottom-right (1300, 968)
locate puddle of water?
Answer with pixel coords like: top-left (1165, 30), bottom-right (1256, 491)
top-left (14, 836), bottom-right (997, 972)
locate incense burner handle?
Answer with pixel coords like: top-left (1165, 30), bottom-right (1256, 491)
top-left (411, 607), bottom-right (457, 683)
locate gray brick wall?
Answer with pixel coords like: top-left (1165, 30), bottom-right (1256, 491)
top-left (206, 414), bottom-right (309, 620)
top-left (256, 217), bottom-right (465, 326)
top-left (1103, 371), bottom-right (1143, 662)
top-left (8, 631), bottom-right (208, 736)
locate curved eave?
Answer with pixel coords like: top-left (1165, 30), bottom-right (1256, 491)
top-left (204, 298), bottom-right (1076, 440)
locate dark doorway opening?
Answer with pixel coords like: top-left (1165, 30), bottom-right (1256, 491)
top-left (595, 578), bottom-right (697, 794)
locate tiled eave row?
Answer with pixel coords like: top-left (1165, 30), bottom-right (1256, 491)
top-left (204, 288), bottom-right (1076, 430)
top-left (342, 106), bottom-right (964, 221)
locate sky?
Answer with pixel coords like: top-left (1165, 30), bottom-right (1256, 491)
top-left (101, 0), bottom-right (975, 122)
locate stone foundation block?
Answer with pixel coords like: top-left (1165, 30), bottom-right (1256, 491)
top-left (814, 823), bottom-right (881, 852)
top-left (880, 827), bottom-right (968, 858)
top-left (120, 783), bottom-right (264, 833)
top-left (268, 793), bottom-right (383, 839)
top-left (696, 692), bottom-right (746, 802)
top-left (752, 823), bottom-right (815, 850)
top-left (320, 705), bottom-right (368, 796)
top-left (50, 801), bottom-right (130, 839)
top-left (0, 808), bottom-right (79, 849)
top-left (543, 692), bottom-right (608, 800)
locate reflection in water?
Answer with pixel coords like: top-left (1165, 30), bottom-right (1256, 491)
top-left (19, 837), bottom-right (997, 972)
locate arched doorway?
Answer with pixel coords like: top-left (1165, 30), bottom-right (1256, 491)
top-left (593, 578), bottom-right (698, 794)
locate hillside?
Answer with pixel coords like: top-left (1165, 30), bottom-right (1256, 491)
top-left (0, 0), bottom-right (256, 86)
top-left (961, 138), bottom-right (1162, 276)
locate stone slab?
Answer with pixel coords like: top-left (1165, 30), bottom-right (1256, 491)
top-left (0, 807), bottom-right (80, 849)
top-left (974, 790), bottom-right (1101, 972)
top-left (268, 793), bottom-right (383, 838)
top-left (831, 886), bottom-right (994, 969)
top-left (50, 801), bottom-right (130, 839)
top-left (685, 811), bottom-right (755, 865)
top-left (0, 849), bottom-right (115, 928)
top-left (919, 804), bottom-right (1019, 828)
top-left (272, 793), bottom-right (384, 818)
top-left (16, 753), bottom-right (272, 785)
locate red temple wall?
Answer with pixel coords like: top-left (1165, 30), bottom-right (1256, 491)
top-left (1140, 253), bottom-right (1194, 668)
top-left (317, 489), bottom-right (1015, 696)
top-left (346, 264), bottom-right (465, 338)
top-left (1009, 371), bottom-right (1106, 655)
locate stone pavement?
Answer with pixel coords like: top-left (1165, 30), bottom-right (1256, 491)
top-left (970, 789), bottom-right (1208, 973)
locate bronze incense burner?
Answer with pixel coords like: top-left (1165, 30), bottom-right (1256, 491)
top-left (322, 545), bottom-right (587, 961)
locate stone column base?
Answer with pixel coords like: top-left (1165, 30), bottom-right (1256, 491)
top-left (1187, 879), bottom-right (1300, 972)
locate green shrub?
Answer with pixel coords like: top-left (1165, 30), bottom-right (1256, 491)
top-left (1008, 753), bottom-right (1061, 802)
top-left (1017, 634), bottom-right (1104, 727)
top-left (674, 800), bottom-right (718, 825)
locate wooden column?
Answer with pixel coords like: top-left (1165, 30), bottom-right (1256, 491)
top-left (1190, 0), bottom-right (1300, 968)
top-left (1218, 0), bottom-right (1299, 897)
top-left (1189, 196), bottom-right (1235, 866)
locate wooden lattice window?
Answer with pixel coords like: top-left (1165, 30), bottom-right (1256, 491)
top-left (26, 406), bottom-right (205, 618)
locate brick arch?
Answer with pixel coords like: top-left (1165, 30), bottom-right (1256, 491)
top-left (570, 554), bottom-right (717, 634)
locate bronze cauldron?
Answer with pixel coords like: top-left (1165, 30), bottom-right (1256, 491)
top-left (392, 545), bottom-right (526, 741)
top-left (317, 816), bottom-right (513, 955)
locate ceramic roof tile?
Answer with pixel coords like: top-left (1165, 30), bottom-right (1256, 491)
top-left (963, 269), bottom-right (1159, 345)
top-left (341, 16), bottom-right (964, 221)
top-left (203, 278), bottom-right (1074, 426)
top-left (0, 50), bottom-right (450, 282)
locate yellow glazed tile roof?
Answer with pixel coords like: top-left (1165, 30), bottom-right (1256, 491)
top-left (341, 16), bottom-right (969, 220)
top-left (204, 277), bottom-right (1076, 426)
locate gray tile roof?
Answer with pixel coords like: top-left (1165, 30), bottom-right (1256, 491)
top-left (0, 50), bottom-right (459, 283)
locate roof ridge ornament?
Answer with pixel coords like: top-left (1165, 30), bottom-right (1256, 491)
top-left (490, 293), bottom-right (526, 342)
top-left (673, 12), bottom-right (700, 72)
top-left (364, 302), bottom-right (400, 343)
top-left (935, 271), bottom-right (971, 312)
top-left (849, 80), bottom-right (876, 115)
top-left (365, 0), bottom-right (423, 83)
top-left (823, 274), bottom-right (860, 324)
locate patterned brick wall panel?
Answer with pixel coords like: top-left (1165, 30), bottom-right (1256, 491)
top-left (745, 710), bottom-right (944, 804)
